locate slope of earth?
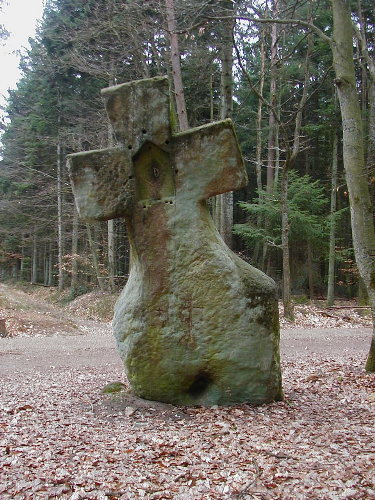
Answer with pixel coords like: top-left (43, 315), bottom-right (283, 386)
top-left (0, 283), bottom-right (374, 499)
top-left (0, 283), bottom-right (112, 337)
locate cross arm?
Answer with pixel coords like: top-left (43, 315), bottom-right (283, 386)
top-left (67, 147), bottom-right (133, 222)
top-left (172, 119), bottom-right (247, 200)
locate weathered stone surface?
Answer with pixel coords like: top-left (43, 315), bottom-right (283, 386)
top-left (67, 75), bottom-right (283, 406)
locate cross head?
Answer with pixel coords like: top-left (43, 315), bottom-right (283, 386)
top-left (67, 75), bottom-right (247, 222)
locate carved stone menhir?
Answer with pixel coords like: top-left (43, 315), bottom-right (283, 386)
top-left (67, 76), bottom-right (283, 406)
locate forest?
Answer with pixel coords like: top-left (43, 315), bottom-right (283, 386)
top-left (0, 0), bottom-right (374, 365)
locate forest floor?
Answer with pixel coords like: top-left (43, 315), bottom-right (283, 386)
top-left (0, 282), bottom-right (374, 499)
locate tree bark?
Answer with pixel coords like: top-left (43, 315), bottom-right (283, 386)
top-left (331, 0), bottom-right (375, 371)
top-left (263, 1), bottom-right (279, 269)
top-left (281, 22), bottom-right (312, 320)
top-left (0, 319), bottom-right (8, 338)
top-left (86, 223), bottom-right (106, 292)
top-left (20, 243), bottom-right (26, 281)
top-left (368, 82), bottom-right (375, 207)
top-left (48, 242), bottom-right (53, 286)
top-left (307, 241), bottom-right (314, 300)
top-left (281, 167), bottom-right (293, 319)
top-left (213, 0), bottom-right (235, 248)
top-left (253, 31), bottom-right (266, 267)
top-left (165, 0), bottom-right (189, 131)
top-left (31, 226), bottom-right (38, 284)
top-left (44, 244), bottom-right (49, 286)
top-left (256, 32), bottom-right (265, 196)
top-left (266, 0), bottom-right (279, 193)
top-left (108, 219), bottom-right (116, 292)
top-left (327, 128), bottom-right (338, 306)
top-left (71, 205), bottom-right (79, 291)
top-left (57, 137), bottom-right (64, 292)
top-left (106, 88), bottom-right (116, 293)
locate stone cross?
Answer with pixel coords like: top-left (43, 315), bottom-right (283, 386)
top-left (68, 76), bottom-right (282, 406)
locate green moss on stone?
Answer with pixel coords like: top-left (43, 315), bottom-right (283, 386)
top-left (101, 381), bottom-right (126, 394)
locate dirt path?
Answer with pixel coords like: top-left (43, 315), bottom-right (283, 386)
top-left (0, 327), bottom-right (372, 375)
top-left (0, 282), bottom-right (372, 376)
top-left (0, 282), bottom-right (373, 376)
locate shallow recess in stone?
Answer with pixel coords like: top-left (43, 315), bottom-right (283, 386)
top-left (188, 372), bottom-right (213, 399)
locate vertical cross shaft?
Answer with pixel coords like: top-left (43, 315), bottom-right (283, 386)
top-left (68, 76), bottom-right (282, 406)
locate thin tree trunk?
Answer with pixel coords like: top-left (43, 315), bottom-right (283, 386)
top-left (0, 319), bottom-right (8, 338)
top-left (273, 106), bottom-right (280, 190)
top-left (307, 241), bottom-right (314, 300)
top-left (253, 32), bottom-right (266, 267)
top-left (71, 205), bottom-right (79, 291)
top-left (214, 0), bottom-right (235, 248)
top-left (368, 83), bottom-right (375, 207)
top-left (31, 226), bottom-right (37, 284)
top-left (331, 0), bottom-right (375, 371)
top-left (263, 1), bottom-right (279, 270)
top-left (281, 20), bottom-right (312, 320)
top-left (327, 129), bottom-right (339, 306)
top-left (209, 73), bottom-right (214, 122)
top-left (106, 79), bottom-right (116, 293)
top-left (281, 167), bottom-right (293, 320)
top-left (20, 243), bottom-right (25, 281)
top-left (266, 0), bottom-right (279, 193)
top-left (44, 244), bottom-right (48, 286)
top-left (256, 32), bottom-right (265, 196)
top-left (108, 219), bottom-right (116, 292)
top-left (356, 1), bottom-right (368, 135)
top-left (354, 0), bottom-right (375, 206)
top-left (165, 0), bottom-right (189, 131)
top-left (57, 137), bottom-right (64, 292)
top-left (48, 242), bottom-right (53, 286)
top-left (86, 223), bottom-right (105, 292)
top-left (219, 12), bottom-right (234, 122)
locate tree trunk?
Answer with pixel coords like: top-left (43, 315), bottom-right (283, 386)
top-left (31, 226), bottom-right (38, 284)
top-left (209, 73), bottom-right (214, 122)
top-left (57, 138), bottom-right (64, 292)
top-left (106, 90), bottom-right (116, 293)
top-left (214, 0), bottom-right (235, 248)
top-left (307, 241), bottom-right (314, 300)
top-left (266, 1), bottom-right (279, 193)
top-left (0, 319), bottom-right (8, 338)
top-left (256, 32), bottom-right (265, 195)
top-left (108, 219), bottom-right (116, 292)
top-left (44, 244), bottom-right (49, 286)
top-left (86, 223), bottom-right (105, 292)
top-left (327, 128), bottom-right (339, 306)
top-left (368, 83), bottom-right (375, 207)
top-left (281, 23), bottom-right (312, 320)
top-left (165, 0), bottom-right (189, 131)
top-left (253, 32), bottom-right (265, 267)
top-left (20, 244), bottom-right (26, 281)
top-left (263, 2), bottom-right (279, 269)
top-left (48, 242), bottom-right (53, 286)
top-left (331, 0), bottom-right (375, 371)
top-left (281, 167), bottom-right (293, 320)
top-left (71, 205), bottom-right (79, 291)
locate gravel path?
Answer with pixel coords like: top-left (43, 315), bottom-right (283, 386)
top-left (0, 281), bottom-right (373, 375)
top-left (0, 327), bottom-right (372, 376)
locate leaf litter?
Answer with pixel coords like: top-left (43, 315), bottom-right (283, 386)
top-left (0, 284), bottom-right (374, 498)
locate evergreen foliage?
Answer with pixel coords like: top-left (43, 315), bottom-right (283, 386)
top-left (234, 171), bottom-right (329, 251)
top-left (0, 0), bottom-right (373, 310)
